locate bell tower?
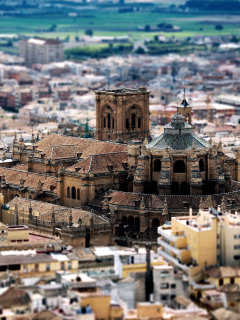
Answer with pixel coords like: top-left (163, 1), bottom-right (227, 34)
top-left (177, 88), bottom-right (192, 125)
top-left (95, 87), bottom-right (150, 143)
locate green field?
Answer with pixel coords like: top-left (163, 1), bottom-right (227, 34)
top-left (0, 9), bottom-right (239, 42)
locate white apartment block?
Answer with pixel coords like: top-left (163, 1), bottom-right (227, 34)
top-left (19, 38), bottom-right (64, 68)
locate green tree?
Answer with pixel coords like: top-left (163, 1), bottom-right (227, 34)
top-left (215, 24), bottom-right (223, 30)
top-left (135, 47), bottom-right (145, 54)
top-left (85, 29), bottom-right (93, 36)
top-left (145, 25), bottom-right (150, 31)
top-left (49, 24), bottom-right (57, 32)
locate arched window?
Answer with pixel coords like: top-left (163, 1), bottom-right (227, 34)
top-left (67, 187), bottom-right (70, 198)
top-left (72, 186), bottom-right (76, 199)
top-left (181, 181), bottom-right (188, 195)
top-left (131, 113), bottom-right (136, 129)
top-left (107, 114), bottom-right (111, 129)
top-left (154, 160), bottom-right (161, 172)
top-left (151, 180), bottom-right (158, 195)
top-left (174, 160), bottom-right (185, 173)
top-left (199, 159), bottom-right (204, 172)
top-left (138, 118), bottom-right (141, 128)
top-left (112, 118), bottom-right (114, 129)
top-left (122, 216), bottom-right (127, 225)
top-left (104, 118), bottom-right (106, 128)
top-left (126, 119), bottom-right (129, 129)
top-left (152, 218), bottom-right (160, 228)
top-left (77, 188), bottom-right (80, 200)
top-left (128, 216), bottom-right (134, 226)
top-left (172, 182), bottom-right (179, 195)
top-left (135, 217), bottom-right (140, 227)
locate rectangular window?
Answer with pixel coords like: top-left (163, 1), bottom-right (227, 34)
top-left (171, 283), bottom-right (176, 289)
top-left (35, 264), bottom-right (39, 272)
top-left (46, 263), bottom-right (50, 272)
top-left (61, 262), bottom-right (65, 270)
top-left (234, 245), bottom-right (240, 250)
top-left (234, 235), bottom-right (240, 239)
top-left (160, 283), bottom-right (169, 289)
top-left (68, 262), bottom-right (72, 270)
top-left (104, 117), bottom-right (106, 128)
top-left (112, 118), bottom-right (114, 129)
top-left (161, 294), bottom-right (169, 301)
top-left (126, 119), bottom-right (129, 129)
top-left (160, 271), bottom-right (169, 278)
top-left (138, 117), bottom-right (141, 128)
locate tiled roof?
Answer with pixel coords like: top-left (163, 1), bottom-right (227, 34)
top-left (91, 181), bottom-right (240, 210)
top-left (11, 164), bottom-right (28, 171)
top-left (66, 152), bottom-right (128, 173)
top-left (28, 134), bottom-right (127, 159)
top-left (7, 197), bottom-right (109, 226)
top-left (205, 267), bottom-right (240, 279)
top-left (0, 167), bottom-right (57, 192)
top-left (36, 144), bottom-right (79, 160)
top-left (147, 112), bottom-right (210, 151)
top-left (0, 287), bottom-right (31, 307)
top-left (147, 132), bottom-right (210, 150)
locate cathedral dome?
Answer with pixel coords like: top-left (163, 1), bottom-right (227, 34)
top-left (147, 112), bottom-right (210, 151)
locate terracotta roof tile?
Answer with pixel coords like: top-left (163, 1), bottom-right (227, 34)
top-left (0, 167), bottom-right (57, 192)
top-left (11, 164), bottom-right (28, 171)
top-left (205, 267), bottom-right (240, 279)
top-left (36, 144), bottom-right (79, 160)
top-left (66, 152), bottom-right (128, 173)
top-left (7, 197), bottom-right (109, 226)
top-left (0, 287), bottom-right (31, 307)
top-left (28, 134), bottom-right (127, 159)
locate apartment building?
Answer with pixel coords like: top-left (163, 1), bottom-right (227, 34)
top-left (19, 38), bottom-right (64, 68)
top-left (158, 207), bottom-right (240, 279)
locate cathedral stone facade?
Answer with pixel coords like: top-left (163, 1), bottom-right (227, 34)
top-left (2, 88), bottom-right (240, 244)
top-left (95, 87), bottom-right (150, 143)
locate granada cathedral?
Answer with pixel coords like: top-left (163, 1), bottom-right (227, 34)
top-left (1, 87), bottom-right (240, 247)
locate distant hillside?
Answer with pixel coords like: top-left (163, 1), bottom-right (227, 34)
top-left (185, 0), bottom-right (240, 11)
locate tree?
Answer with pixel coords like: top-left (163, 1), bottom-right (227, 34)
top-left (85, 29), bottom-right (93, 36)
top-left (49, 24), bottom-right (57, 32)
top-left (215, 24), bottom-right (223, 31)
top-left (154, 35), bottom-right (159, 42)
top-left (145, 25), bottom-right (150, 31)
top-left (135, 47), bottom-right (145, 54)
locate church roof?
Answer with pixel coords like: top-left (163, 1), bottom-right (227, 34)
top-left (147, 113), bottom-right (210, 151)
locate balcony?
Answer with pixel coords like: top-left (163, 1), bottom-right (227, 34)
top-left (158, 227), bottom-right (186, 243)
top-left (159, 250), bottom-right (190, 272)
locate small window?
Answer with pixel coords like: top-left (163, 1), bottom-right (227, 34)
top-left (138, 117), bottom-right (141, 128)
top-left (68, 262), bottom-right (72, 270)
top-left (61, 262), bottom-right (65, 270)
top-left (219, 278), bottom-right (223, 286)
top-left (126, 118), bottom-right (129, 129)
top-left (160, 283), bottom-right (169, 289)
top-left (46, 263), bottom-right (50, 272)
top-left (230, 278), bottom-right (235, 284)
top-left (112, 118), bottom-right (114, 129)
top-left (171, 283), bottom-right (176, 288)
top-left (104, 118), bottom-right (106, 128)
